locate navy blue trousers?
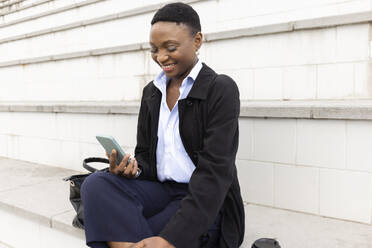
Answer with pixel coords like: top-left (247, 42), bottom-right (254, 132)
top-left (81, 172), bottom-right (221, 248)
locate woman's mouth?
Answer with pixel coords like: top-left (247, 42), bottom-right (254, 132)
top-left (161, 63), bottom-right (176, 72)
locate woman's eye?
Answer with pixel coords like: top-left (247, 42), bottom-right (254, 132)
top-left (150, 48), bottom-right (158, 53)
top-left (167, 46), bottom-right (177, 52)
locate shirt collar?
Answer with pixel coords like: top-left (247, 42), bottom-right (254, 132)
top-left (153, 59), bottom-right (203, 93)
top-left (187, 59), bottom-right (203, 82)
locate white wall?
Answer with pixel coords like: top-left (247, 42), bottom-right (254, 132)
top-left (213, 0), bottom-right (372, 31)
top-left (1, 112), bottom-right (372, 224)
top-left (0, 112), bottom-right (138, 171)
top-left (0, 51), bottom-right (147, 101)
top-left (238, 118), bottom-right (372, 224)
top-left (1, 0), bottom-right (371, 101)
top-left (1, 22), bottom-right (371, 101)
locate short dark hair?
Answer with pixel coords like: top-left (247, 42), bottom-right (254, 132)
top-left (151, 2), bottom-right (201, 36)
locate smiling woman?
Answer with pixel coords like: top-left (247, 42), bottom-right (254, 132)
top-left (149, 22), bottom-right (201, 82)
top-left (81, 2), bottom-right (245, 248)
top-left (149, 21), bottom-right (202, 111)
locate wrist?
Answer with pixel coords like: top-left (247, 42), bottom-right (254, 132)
top-left (134, 168), bottom-right (142, 178)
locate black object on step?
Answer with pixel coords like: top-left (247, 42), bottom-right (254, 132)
top-left (63, 157), bottom-right (109, 229)
top-left (251, 238), bottom-right (281, 248)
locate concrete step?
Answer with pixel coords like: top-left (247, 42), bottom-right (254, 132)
top-left (0, 241), bottom-right (11, 248)
top-left (0, 0), bottom-right (39, 14)
top-left (0, 0), bottom-right (76, 24)
top-left (1, 156), bottom-right (372, 248)
top-left (0, 157), bottom-right (87, 248)
top-left (243, 204), bottom-right (372, 248)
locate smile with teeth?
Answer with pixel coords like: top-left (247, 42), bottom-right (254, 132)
top-left (162, 63), bottom-right (176, 71)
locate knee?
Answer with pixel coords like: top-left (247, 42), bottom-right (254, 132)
top-left (81, 172), bottom-right (109, 199)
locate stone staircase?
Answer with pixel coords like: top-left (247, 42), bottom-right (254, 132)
top-left (1, 156), bottom-right (372, 248)
top-left (2, 0), bottom-right (372, 247)
top-left (0, 157), bottom-right (86, 248)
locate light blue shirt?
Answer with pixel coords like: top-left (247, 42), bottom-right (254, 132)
top-left (153, 60), bottom-right (203, 183)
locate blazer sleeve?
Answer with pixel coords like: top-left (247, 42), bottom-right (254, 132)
top-left (159, 75), bottom-right (240, 248)
top-left (134, 86), bottom-right (154, 180)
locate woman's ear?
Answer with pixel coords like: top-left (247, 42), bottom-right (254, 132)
top-left (194, 31), bottom-right (203, 51)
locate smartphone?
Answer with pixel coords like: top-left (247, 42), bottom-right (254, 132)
top-left (96, 135), bottom-right (126, 163)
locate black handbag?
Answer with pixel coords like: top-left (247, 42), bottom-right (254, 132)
top-left (63, 157), bottom-right (109, 229)
top-left (252, 238), bottom-right (281, 248)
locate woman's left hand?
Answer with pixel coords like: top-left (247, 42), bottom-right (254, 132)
top-left (130, 237), bottom-right (174, 248)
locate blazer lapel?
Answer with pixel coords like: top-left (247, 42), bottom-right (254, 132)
top-left (186, 63), bottom-right (217, 100)
top-left (145, 86), bottom-right (162, 139)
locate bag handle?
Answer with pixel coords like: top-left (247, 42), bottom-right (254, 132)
top-left (83, 157), bottom-right (109, 173)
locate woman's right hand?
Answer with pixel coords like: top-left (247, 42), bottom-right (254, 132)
top-left (107, 149), bottom-right (139, 178)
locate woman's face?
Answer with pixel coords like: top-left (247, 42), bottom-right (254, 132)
top-left (149, 21), bottom-right (202, 81)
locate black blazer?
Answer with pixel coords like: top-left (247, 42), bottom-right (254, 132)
top-left (135, 63), bottom-right (245, 248)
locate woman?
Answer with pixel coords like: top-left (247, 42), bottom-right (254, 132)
top-left (81, 2), bottom-right (245, 248)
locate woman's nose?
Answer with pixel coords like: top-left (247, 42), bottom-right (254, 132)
top-left (157, 52), bottom-right (169, 64)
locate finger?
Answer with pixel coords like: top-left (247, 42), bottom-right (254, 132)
top-left (118, 153), bottom-right (130, 167)
top-left (111, 149), bottom-right (117, 165)
top-left (117, 153), bottom-right (130, 172)
top-left (114, 154), bottom-right (127, 176)
top-left (131, 241), bottom-right (145, 248)
top-left (124, 157), bottom-right (134, 176)
top-left (108, 150), bottom-right (117, 173)
top-left (130, 158), bottom-right (138, 177)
